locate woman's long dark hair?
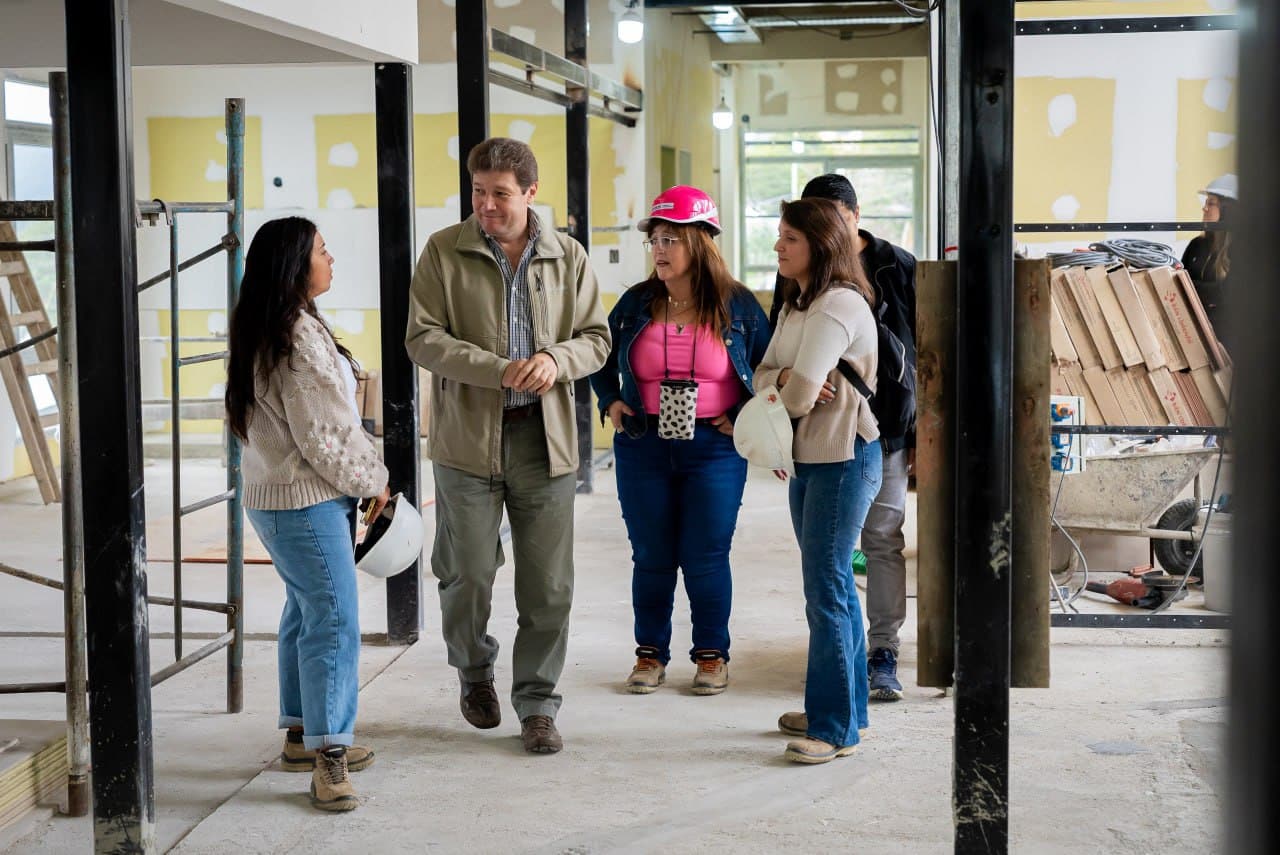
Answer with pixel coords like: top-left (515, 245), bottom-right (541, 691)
top-left (1202, 195), bottom-right (1233, 280)
top-left (777, 198), bottom-right (874, 311)
top-left (640, 221), bottom-right (745, 334)
top-left (225, 217), bottom-right (357, 440)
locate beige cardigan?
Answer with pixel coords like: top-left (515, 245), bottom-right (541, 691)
top-left (754, 286), bottom-right (880, 463)
top-left (240, 313), bottom-right (388, 510)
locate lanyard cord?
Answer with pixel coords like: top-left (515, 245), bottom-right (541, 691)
top-left (662, 299), bottom-right (697, 381)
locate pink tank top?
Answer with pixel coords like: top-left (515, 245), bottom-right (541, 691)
top-left (631, 322), bottom-right (743, 418)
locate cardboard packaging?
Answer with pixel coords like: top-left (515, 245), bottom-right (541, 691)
top-left (1131, 269), bottom-right (1188, 371)
top-left (1148, 267), bottom-right (1211, 369)
top-left (1066, 267), bottom-right (1125, 368)
top-left (1106, 265), bottom-right (1165, 369)
top-left (1050, 270), bottom-right (1102, 369)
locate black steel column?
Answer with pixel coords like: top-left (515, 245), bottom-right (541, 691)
top-left (375, 62), bottom-right (421, 645)
top-left (1228, 2), bottom-right (1279, 853)
top-left (954, 3), bottom-right (1015, 853)
top-left (565, 0), bottom-right (594, 493)
top-left (456, 0), bottom-right (490, 219)
top-left (66, 0), bottom-right (156, 850)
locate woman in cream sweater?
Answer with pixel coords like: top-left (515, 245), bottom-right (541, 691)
top-left (753, 198), bottom-right (883, 765)
top-left (225, 217), bottom-right (389, 811)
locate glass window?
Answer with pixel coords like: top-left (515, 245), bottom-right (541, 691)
top-left (12, 144), bottom-right (53, 199)
top-left (4, 80), bottom-right (52, 125)
top-left (740, 128), bottom-right (923, 284)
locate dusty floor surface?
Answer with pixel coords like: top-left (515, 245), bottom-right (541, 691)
top-left (0, 458), bottom-right (1226, 853)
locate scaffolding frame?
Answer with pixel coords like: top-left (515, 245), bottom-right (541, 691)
top-left (0, 81), bottom-right (246, 817)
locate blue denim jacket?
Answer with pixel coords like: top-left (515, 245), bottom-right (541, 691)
top-left (590, 282), bottom-right (771, 437)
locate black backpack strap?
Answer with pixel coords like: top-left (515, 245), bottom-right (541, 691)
top-left (836, 359), bottom-right (873, 400)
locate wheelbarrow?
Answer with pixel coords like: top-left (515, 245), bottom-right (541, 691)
top-left (1049, 446), bottom-right (1225, 582)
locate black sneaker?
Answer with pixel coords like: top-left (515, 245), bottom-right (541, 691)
top-left (868, 648), bottom-right (904, 701)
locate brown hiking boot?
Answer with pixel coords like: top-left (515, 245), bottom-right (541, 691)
top-left (691, 650), bottom-right (728, 695)
top-left (310, 747), bottom-right (358, 811)
top-left (626, 646), bottom-right (666, 694)
top-left (460, 677), bottom-right (501, 729)
top-left (520, 715), bottom-right (563, 754)
top-left (280, 729), bottom-right (374, 772)
top-left (778, 711), bottom-right (808, 737)
top-left (784, 737), bottom-right (857, 765)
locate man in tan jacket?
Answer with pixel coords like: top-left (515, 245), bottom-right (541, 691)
top-left (406, 137), bottom-right (610, 754)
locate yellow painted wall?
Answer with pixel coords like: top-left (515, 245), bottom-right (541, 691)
top-left (147, 116), bottom-right (265, 208)
top-left (1176, 78), bottom-right (1237, 221)
top-left (315, 113), bottom-right (624, 243)
top-left (10, 438), bottom-right (59, 481)
top-left (1014, 78), bottom-right (1116, 244)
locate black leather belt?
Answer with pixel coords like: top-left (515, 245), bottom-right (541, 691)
top-left (503, 402), bottom-right (542, 423)
top-left (643, 414), bottom-right (720, 428)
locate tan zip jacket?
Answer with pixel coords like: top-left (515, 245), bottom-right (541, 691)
top-left (405, 213), bottom-right (611, 479)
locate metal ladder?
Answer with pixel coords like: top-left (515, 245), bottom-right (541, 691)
top-left (0, 220), bottom-right (60, 503)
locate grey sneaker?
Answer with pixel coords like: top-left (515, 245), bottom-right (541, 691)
top-left (691, 650), bottom-right (728, 695)
top-left (626, 647), bottom-right (666, 694)
top-left (868, 648), bottom-right (904, 701)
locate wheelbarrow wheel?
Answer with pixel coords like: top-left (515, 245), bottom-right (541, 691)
top-left (1050, 529), bottom-right (1083, 585)
top-left (1152, 498), bottom-right (1205, 576)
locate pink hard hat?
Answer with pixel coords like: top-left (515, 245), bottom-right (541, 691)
top-left (637, 185), bottom-right (721, 235)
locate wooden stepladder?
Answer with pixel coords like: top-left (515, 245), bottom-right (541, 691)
top-left (0, 220), bottom-right (60, 503)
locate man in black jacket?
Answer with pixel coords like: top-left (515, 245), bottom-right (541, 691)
top-left (770, 174), bottom-right (916, 701)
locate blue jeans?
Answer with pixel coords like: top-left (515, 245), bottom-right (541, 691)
top-left (246, 496), bottom-right (360, 750)
top-left (614, 422), bottom-right (748, 664)
top-left (788, 439), bottom-right (883, 746)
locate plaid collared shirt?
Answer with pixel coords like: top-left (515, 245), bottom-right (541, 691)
top-left (482, 218), bottom-right (541, 409)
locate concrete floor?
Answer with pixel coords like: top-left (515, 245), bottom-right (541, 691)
top-left (0, 457), bottom-right (1226, 853)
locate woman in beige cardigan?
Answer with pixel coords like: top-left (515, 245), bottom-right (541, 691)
top-left (225, 217), bottom-right (389, 811)
top-left (753, 198), bottom-right (883, 765)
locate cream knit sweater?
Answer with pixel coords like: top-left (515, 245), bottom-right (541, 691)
top-left (754, 286), bottom-right (880, 464)
top-left (240, 313), bottom-right (388, 510)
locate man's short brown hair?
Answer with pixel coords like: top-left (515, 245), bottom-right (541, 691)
top-left (466, 137), bottom-right (539, 190)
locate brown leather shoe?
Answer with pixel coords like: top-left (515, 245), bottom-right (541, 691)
top-left (520, 715), bottom-right (563, 754)
top-left (460, 677), bottom-right (501, 729)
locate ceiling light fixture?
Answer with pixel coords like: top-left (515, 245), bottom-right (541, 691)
top-left (711, 95), bottom-right (734, 131)
top-left (618, 0), bottom-right (644, 44)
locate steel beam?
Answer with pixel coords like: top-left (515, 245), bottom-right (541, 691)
top-left (1228, 2), bottom-right (1279, 853)
top-left (1017, 15), bottom-right (1237, 36)
top-left (565, 0), bottom-right (594, 495)
top-left (375, 62), bottom-right (423, 645)
top-left (490, 29), bottom-right (643, 112)
top-left (65, 0), bottom-right (157, 849)
top-left (456, 1), bottom-right (490, 220)
top-left (954, 3), bottom-right (1016, 852)
top-left (225, 98), bottom-right (246, 715)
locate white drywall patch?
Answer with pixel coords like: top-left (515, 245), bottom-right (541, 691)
top-left (1208, 131), bottom-right (1235, 150)
top-left (1048, 94), bottom-right (1077, 137)
top-left (881, 67), bottom-right (897, 85)
top-left (882, 93), bottom-right (898, 113)
top-left (328, 142), bottom-right (360, 168)
top-left (507, 119), bottom-right (536, 143)
top-left (1052, 194), bottom-right (1081, 221)
top-left (326, 188), bottom-right (357, 209)
top-left (1203, 77), bottom-right (1233, 112)
top-left (332, 310), bottom-right (365, 333)
top-left (205, 159), bottom-right (227, 182)
top-left (836, 63), bottom-right (858, 79)
top-left (835, 91), bottom-right (860, 112)
top-left (448, 136), bottom-right (460, 161)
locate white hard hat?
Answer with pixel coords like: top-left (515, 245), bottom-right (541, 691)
top-left (733, 386), bottom-right (795, 477)
top-left (354, 493), bottom-right (424, 578)
top-left (1200, 173), bottom-right (1237, 201)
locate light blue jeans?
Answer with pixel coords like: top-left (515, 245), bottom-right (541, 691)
top-left (788, 438), bottom-right (884, 747)
top-left (246, 496), bottom-right (360, 750)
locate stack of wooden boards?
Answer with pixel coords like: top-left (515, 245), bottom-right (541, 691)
top-left (1049, 265), bottom-right (1230, 427)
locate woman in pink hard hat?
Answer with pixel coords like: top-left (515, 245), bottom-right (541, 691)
top-left (590, 186), bottom-right (770, 696)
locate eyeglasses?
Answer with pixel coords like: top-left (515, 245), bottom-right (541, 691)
top-left (642, 236), bottom-right (682, 252)
top-left (1199, 194), bottom-right (1221, 209)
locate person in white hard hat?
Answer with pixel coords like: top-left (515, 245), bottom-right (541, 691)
top-left (589, 185), bottom-right (771, 697)
top-left (755, 198), bottom-right (883, 765)
top-left (225, 217), bottom-right (390, 811)
top-left (1181, 173), bottom-right (1236, 339)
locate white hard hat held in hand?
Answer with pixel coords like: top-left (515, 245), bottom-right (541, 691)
top-left (733, 385), bottom-right (795, 478)
top-left (354, 493), bottom-right (424, 578)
